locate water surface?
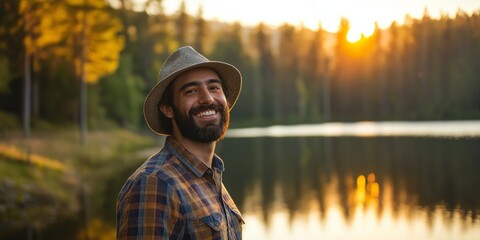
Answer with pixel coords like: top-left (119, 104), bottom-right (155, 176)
top-left (218, 122), bottom-right (480, 239)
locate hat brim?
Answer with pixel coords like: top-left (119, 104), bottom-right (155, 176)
top-left (143, 61), bottom-right (242, 135)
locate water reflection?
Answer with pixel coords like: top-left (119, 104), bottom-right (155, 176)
top-left (217, 137), bottom-right (480, 239)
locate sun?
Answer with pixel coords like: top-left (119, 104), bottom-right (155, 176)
top-left (347, 21), bottom-right (376, 43)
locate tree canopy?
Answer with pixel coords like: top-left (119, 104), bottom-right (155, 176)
top-left (1, 1), bottom-right (479, 132)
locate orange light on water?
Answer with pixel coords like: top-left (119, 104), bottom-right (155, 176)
top-left (240, 175), bottom-right (479, 240)
top-left (370, 182), bottom-right (380, 198)
top-left (357, 175), bottom-right (366, 189)
top-left (355, 173), bottom-right (380, 203)
top-left (367, 173), bottom-right (380, 198)
top-left (356, 175), bottom-right (366, 202)
top-left (367, 173), bottom-right (376, 183)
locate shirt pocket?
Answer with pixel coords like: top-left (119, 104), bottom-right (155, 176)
top-left (199, 211), bottom-right (223, 231)
top-left (186, 211), bottom-right (224, 238)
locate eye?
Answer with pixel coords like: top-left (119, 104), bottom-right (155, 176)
top-left (209, 84), bottom-right (222, 91)
top-left (184, 88), bottom-right (197, 95)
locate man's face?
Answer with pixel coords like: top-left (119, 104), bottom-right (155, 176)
top-left (168, 68), bottom-right (229, 142)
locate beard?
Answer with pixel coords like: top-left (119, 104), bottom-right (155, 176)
top-left (172, 103), bottom-right (230, 143)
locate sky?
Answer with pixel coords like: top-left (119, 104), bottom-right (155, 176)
top-left (130, 0), bottom-right (480, 38)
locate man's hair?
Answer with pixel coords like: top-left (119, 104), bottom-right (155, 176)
top-left (158, 81), bottom-right (174, 134)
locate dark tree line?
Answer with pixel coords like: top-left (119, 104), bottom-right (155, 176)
top-left (1, 0), bottom-right (479, 133)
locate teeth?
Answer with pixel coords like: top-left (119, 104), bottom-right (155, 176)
top-left (197, 110), bottom-right (216, 117)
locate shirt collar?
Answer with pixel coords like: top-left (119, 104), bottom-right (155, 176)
top-left (165, 137), bottom-right (225, 177)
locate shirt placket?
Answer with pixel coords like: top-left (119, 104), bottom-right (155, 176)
top-left (205, 168), bottom-right (230, 239)
top-left (213, 168), bottom-right (237, 240)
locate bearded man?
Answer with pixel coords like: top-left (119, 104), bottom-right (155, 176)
top-left (116, 46), bottom-right (244, 239)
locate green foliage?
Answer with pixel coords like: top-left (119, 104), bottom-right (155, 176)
top-left (40, 61), bottom-right (80, 123)
top-left (99, 54), bottom-right (145, 129)
top-left (0, 111), bottom-right (20, 132)
top-left (86, 83), bottom-right (114, 130)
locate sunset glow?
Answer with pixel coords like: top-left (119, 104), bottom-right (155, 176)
top-left (154, 0), bottom-right (480, 33)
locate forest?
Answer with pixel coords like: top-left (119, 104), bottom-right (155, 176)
top-left (1, 0), bottom-right (480, 134)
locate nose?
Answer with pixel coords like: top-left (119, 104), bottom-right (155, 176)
top-left (198, 87), bottom-right (214, 105)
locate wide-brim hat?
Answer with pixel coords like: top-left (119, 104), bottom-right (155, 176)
top-left (144, 46), bottom-right (242, 135)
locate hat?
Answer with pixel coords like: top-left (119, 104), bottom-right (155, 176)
top-left (144, 46), bottom-right (242, 135)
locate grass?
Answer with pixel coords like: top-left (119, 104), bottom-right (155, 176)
top-left (0, 155), bottom-right (80, 232)
top-left (0, 143), bottom-right (66, 171)
top-left (1, 128), bottom-right (158, 166)
top-left (0, 127), bottom-right (158, 191)
top-left (0, 127), bottom-right (159, 235)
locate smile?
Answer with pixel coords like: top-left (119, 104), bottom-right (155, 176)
top-left (195, 110), bottom-right (216, 117)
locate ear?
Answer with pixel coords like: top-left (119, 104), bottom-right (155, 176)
top-left (159, 104), bottom-right (174, 119)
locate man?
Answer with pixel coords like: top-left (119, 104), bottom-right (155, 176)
top-left (116, 46), bottom-right (244, 239)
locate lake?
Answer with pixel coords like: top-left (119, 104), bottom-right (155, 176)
top-left (4, 121), bottom-right (478, 239)
top-left (217, 121), bottom-right (480, 240)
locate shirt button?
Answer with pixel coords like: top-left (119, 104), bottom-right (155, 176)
top-left (214, 220), bottom-right (220, 226)
top-left (206, 169), bottom-right (213, 175)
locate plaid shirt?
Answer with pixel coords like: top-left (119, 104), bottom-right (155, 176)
top-left (116, 137), bottom-right (243, 239)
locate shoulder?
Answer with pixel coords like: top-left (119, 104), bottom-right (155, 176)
top-left (118, 147), bottom-right (190, 199)
top-left (132, 147), bottom-right (183, 180)
top-left (116, 170), bottom-right (170, 207)
top-left (117, 150), bottom-right (171, 197)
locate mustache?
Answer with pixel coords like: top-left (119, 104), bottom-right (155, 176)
top-left (189, 104), bottom-right (224, 116)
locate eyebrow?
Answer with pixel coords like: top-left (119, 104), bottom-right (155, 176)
top-left (179, 79), bottom-right (222, 92)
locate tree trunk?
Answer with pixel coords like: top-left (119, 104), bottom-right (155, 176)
top-left (23, 2), bottom-right (32, 162)
top-left (322, 59), bottom-right (331, 121)
top-left (80, 0), bottom-right (88, 145)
